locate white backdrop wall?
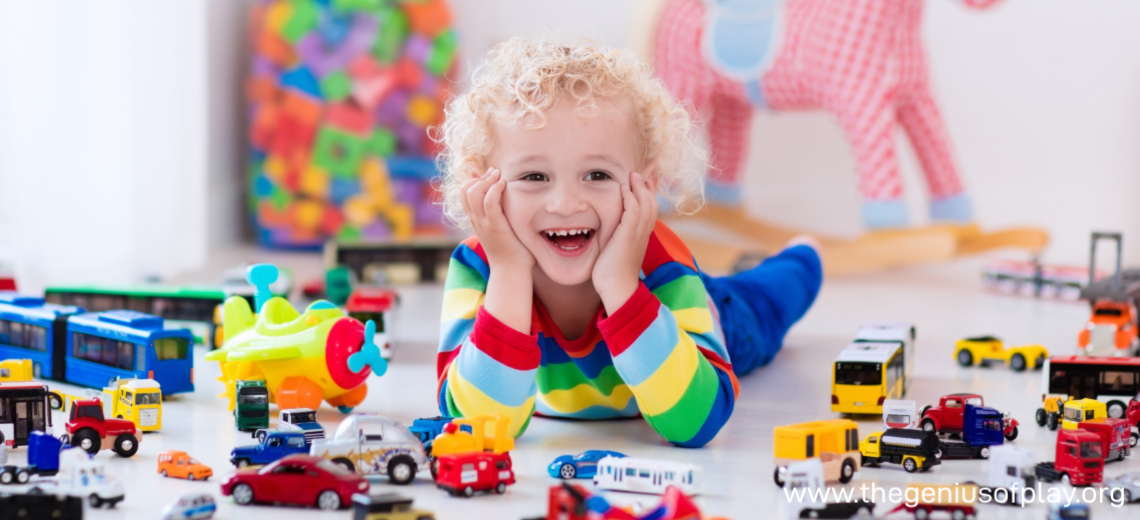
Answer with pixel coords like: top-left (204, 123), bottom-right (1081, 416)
top-left (2, 0), bottom-right (1138, 292)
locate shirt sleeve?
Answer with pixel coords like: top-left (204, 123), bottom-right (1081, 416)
top-left (436, 240), bottom-right (540, 438)
top-left (598, 280), bottom-right (739, 448)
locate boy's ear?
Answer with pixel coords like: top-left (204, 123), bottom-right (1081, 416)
top-left (642, 167), bottom-right (660, 192)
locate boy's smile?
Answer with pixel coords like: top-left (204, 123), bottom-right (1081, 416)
top-left (486, 98), bottom-right (641, 286)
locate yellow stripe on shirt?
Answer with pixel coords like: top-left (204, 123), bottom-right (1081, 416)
top-left (441, 288), bottom-right (485, 322)
top-left (631, 335), bottom-right (700, 416)
top-left (538, 383), bottom-right (635, 415)
top-left (447, 361), bottom-right (534, 438)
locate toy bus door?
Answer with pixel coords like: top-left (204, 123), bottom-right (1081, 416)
top-left (12, 398), bottom-right (46, 445)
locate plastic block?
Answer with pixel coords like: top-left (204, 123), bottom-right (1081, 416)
top-left (247, 75), bottom-right (280, 105)
top-left (281, 0), bottom-right (320, 43)
top-left (345, 11), bottom-right (379, 56)
top-left (392, 177), bottom-right (421, 204)
top-left (404, 34), bottom-right (432, 63)
top-left (281, 66), bottom-right (323, 98)
top-left (293, 198), bottom-right (325, 231)
top-left (269, 115), bottom-right (318, 159)
top-left (395, 121), bottom-right (425, 153)
top-left (270, 185), bottom-right (292, 210)
top-left (331, 177), bottom-right (362, 205)
top-left (348, 54), bottom-right (383, 79)
top-left (426, 29), bottom-right (458, 76)
top-left (352, 68), bottom-right (398, 109)
top-left (264, 154), bottom-right (288, 182)
top-left (283, 166), bottom-right (301, 191)
top-left (405, 0), bottom-right (452, 37)
top-left (250, 104), bottom-right (280, 150)
top-left (255, 174), bottom-right (276, 197)
top-left (318, 12), bottom-right (352, 46)
top-left (320, 70), bottom-right (352, 101)
top-left (387, 155), bottom-right (438, 180)
top-left (266, 1), bottom-right (293, 35)
top-left (405, 94), bottom-right (438, 127)
top-left (300, 165), bottom-right (330, 198)
top-left (394, 58), bottom-right (423, 89)
top-left (257, 29), bottom-right (298, 68)
top-left (344, 194), bottom-right (376, 226)
top-left (372, 8), bottom-right (409, 64)
top-left (320, 205), bottom-right (345, 234)
top-left (336, 224), bottom-right (361, 241)
top-left (366, 128), bottom-right (396, 157)
top-left (384, 204), bottom-right (414, 240)
top-left (259, 200), bottom-right (291, 227)
top-left (297, 32), bottom-right (351, 78)
top-left (362, 219), bottom-right (391, 239)
top-left (359, 158), bottom-right (391, 193)
top-left (374, 89), bottom-right (410, 126)
top-left (281, 90), bottom-right (323, 124)
top-left (312, 126), bottom-right (367, 176)
top-left (332, 0), bottom-right (383, 12)
top-left (326, 102), bottom-right (373, 135)
top-left (252, 56), bottom-right (280, 78)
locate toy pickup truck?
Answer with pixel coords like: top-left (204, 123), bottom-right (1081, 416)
top-left (921, 393), bottom-right (1019, 440)
top-left (278, 408), bottom-right (325, 445)
top-left (953, 336), bottom-right (1048, 372)
top-left (64, 397), bottom-right (140, 457)
top-left (230, 430), bottom-right (309, 467)
top-left (309, 414), bottom-right (427, 485)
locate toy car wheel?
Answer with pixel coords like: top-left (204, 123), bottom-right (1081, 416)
top-left (903, 457), bottom-right (918, 473)
top-left (316, 490), bottom-right (340, 510)
top-left (839, 459), bottom-right (855, 484)
top-left (1035, 408), bottom-right (1047, 427)
top-left (1130, 431), bottom-right (1139, 448)
top-left (15, 469), bottom-right (28, 484)
top-left (1046, 413), bottom-right (1059, 431)
top-left (914, 506), bottom-right (930, 520)
top-left (1034, 355), bottom-right (1045, 369)
top-left (88, 494), bottom-right (102, 508)
top-left (462, 486), bottom-right (474, 497)
top-left (495, 482), bottom-right (507, 494)
top-left (559, 463), bottom-right (577, 479)
top-left (232, 483), bottom-right (254, 505)
top-left (387, 455), bottom-right (416, 485)
top-left (979, 446), bottom-right (990, 459)
top-left (956, 350), bottom-right (973, 367)
top-left (160, 469), bottom-right (167, 477)
top-left (1124, 489), bottom-right (1133, 503)
top-left (73, 429), bottom-right (101, 455)
top-left (430, 457), bottom-right (439, 480)
top-left (332, 457), bottom-right (355, 472)
top-left (0, 469), bottom-right (12, 485)
top-left (235, 458), bottom-right (251, 468)
top-left (48, 393), bottom-right (63, 411)
top-left (951, 509), bottom-right (966, 520)
top-left (27, 487), bottom-right (44, 495)
top-left (1107, 400), bottom-right (1127, 419)
top-left (773, 467), bottom-right (786, 487)
top-left (934, 447), bottom-right (943, 460)
top-left (855, 506), bottom-right (873, 519)
top-left (921, 419), bottom-right (937, 433)
top-left (1005, 426), bottom-right (1019, 441)
top-left (113, 434), bottom-right (138, 457)
top-left (188, 473), bottom-right (196, 481)
top-left (1061, 474), bottom-right (1071, 486)
top-left (1010, 354), bottom-right (1027, 372)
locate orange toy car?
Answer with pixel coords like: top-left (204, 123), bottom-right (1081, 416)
top-left (158, 450), bottom-right (213, 481)
top-left (1079, 301), bottom-right (1138, 356)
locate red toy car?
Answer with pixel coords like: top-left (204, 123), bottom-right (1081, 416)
top-left (920, 393), bottom-right (1019, 440)
top-left (220, 454), bottom-right (368, 510)
top-left (435, 451), bottom-right (515, 497)
top-left (65, 397), bottom-right (140, 457)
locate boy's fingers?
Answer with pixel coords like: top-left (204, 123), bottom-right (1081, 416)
top-left (484, 179), bottom-right (507, 222)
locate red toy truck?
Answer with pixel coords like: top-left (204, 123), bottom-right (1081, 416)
top-left (65, 397), bottom-right (140, 457)
top-left (434, 451), bottom-right (515, 497)
top-left (1034, 429), bottom-right (1104, 486)
top-left (1078, 418), bottom-right (1132, 462)
top-left (920, 393), bottom-right (1019, 440)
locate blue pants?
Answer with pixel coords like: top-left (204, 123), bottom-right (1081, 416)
top-left (700, 245), bottom-right (823, 376)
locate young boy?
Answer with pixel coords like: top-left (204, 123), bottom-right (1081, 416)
top-left (433, 38), bottom-right (821, 448)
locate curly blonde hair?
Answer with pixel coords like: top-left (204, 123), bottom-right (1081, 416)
top-left (431, 37), bottom-right (707, 227)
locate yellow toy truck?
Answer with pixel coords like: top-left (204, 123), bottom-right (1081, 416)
top-left (1061, 398), bottom-right (1106, 431)
top-left (427, 415), bottom-right (513, 478)
top-left (772, 419), bottom-right (860, 487)
top-left (953, 336), bottom-right (1048, 372)
top-left (102, 378), bottom-right (163, 432)
top-left (0, 359), bottom-right (33, 382)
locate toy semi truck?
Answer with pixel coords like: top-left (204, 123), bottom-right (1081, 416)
top-left (102, 378), bottom-right (162, 432)
top-left (1078, 418), bottom-right (1131, 463)
top-left (772, 420), bottom-right (860, 487)
top-left (935, 404), bottom-right (1008, 459)
top-left (1035, 429), bottom-right (1105, 486)
top-left (783, 459), bottom-right (875, 519)
top-left (859, 429), bottom-right (941, 473)
top-left (234, 380), bottom-right (269, 431)
top-left (975, 445), bottom-right (1036, 506)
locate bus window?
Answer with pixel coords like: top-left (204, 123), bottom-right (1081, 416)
top-left (154, 338), bottom-right (188, 361)
top-left (834, 362), bottom-right (883, 386)
top-left (128, 297), bottom-right (150, 313)
top-left (0, 320), bottom-right (48, 352)
top-left (73, 334), bottom-right (135, 370)
top-left (625, 468), bottom-right (635, 476)
top-left (1101, 371), bottom-right (1137, 394)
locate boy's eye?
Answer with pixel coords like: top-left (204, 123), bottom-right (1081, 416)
top-left (520, 172), bottom-right (547, 182)
top-left (586, 170), bottom-right (611, 181)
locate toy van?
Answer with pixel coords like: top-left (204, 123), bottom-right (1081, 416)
top-left (593, 456), bottom-right (702, 495)
top-left (883, 399), bottom-right (917, 429)
top-left (102, 378), bottom-right (162, 432)
top-left (772, 419), bottom-right (860, 487)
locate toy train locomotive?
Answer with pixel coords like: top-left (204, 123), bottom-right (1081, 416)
top-left (0, 292), bottom-right (193, 396)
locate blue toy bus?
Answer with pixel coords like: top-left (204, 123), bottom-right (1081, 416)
top-left (0, 292), bottom-right (82, 380)
top-left (0, 293), bottom-right (194, 394)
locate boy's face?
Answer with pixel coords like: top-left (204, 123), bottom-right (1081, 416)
top-left (487, 98), bottom-right (643, 286)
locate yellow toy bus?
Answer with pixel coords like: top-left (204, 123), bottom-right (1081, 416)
top-left (1061, 398), bottom-right (1106, 430)
top-left (103, 378), bottom-right (163, 432)
top-left (0, 359), bottom-right (33, 382)
top-left (832, 340), bottom-right (908, 414)
top-left (772, 419), bottom-right (860, 487)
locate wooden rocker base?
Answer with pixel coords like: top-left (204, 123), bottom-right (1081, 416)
top-left (667, 206), bottom-right (1049, 276)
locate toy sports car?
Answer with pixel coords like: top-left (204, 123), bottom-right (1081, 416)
top-left (953, 336), bottom-right (1048, 372)
top-left (547, 450), bottom-right (626, 479)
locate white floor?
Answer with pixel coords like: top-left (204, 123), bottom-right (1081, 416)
top-left (6, 254), bottom-right (1140, 519)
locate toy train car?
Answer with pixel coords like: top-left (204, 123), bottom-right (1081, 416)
top-left (0, 293), bottom-right (193, 394)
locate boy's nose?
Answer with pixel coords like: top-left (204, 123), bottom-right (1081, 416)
top-left (545, 185), bottom-right (588, 215)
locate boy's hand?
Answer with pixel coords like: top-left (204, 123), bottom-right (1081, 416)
top-left (593, 172), bottom-right (658, 315)
top-left (460, 167), bottom-right (534, 270)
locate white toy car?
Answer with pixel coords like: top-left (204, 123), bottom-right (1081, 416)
top-left (28, 447), bottom-right (125, 508)
top-left (309, 414), bottom-right (427, 485)
top-left (162, 492), bottom-right (217, 520)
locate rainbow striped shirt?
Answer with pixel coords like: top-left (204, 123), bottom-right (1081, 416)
top-left (436, 221), bottom-right (740, 447)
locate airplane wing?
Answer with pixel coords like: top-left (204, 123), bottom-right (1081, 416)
top-left (225, 344), bottom-right (303, 362)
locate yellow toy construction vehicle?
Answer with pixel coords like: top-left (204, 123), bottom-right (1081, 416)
top-left (427, 415), bottom-right (513, 478)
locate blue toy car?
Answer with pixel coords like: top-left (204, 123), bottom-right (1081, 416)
top-left (230, 430), bottom-right (308, 467)
top-left (1047, 503), bottom-right (1089, 520)
top-left (548, 450), bottom-right (626, 479)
